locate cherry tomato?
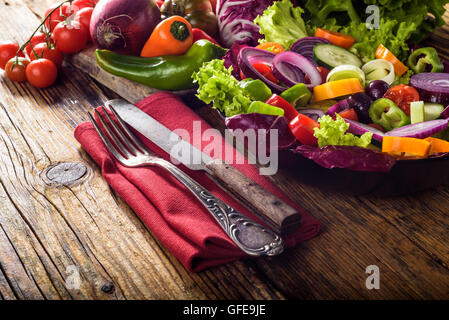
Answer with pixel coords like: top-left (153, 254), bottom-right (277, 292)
top-left (44, 3), bottom-right (74, 31)
top-left (5, 57), bottom-right (30, 82)
top-left (53, 21), bottom-right (88, 54)
top-left (72, 0), bottom-right (98, 10)
top-left (383, 84), bottom-right (420, 116)
top-left (74, 7), bottom-right (94, 42)
top-left (26, 58), bottom-right (58, 88)
top-left (25, 32), bottom-right (53, 58)
top-left (338, 108), bottom-right (359, 122)
top-left (30, 43), bottom-right (63, 69)
top-left (251, 62), bottom-right (278, 84)
top-left (0, 41), bottom-right (24, 70)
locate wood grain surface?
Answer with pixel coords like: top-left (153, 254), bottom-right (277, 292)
top-left (1, 0), bottom-right (449, 300)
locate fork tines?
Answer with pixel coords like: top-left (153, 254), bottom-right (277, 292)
top-left (87, 106), bottom-right (149, 163)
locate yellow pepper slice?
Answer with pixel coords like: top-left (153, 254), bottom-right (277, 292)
top-left (425, 137), bottom-right (449, 155)
top-left (382, 136), bottom-right (431, 158)
top-left (313, 78), bottom-right (364, 102)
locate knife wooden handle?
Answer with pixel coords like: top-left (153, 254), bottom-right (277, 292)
top-left (205, 160), bottom-right (302, 235)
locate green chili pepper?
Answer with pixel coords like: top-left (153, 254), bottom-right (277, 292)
top-left (369, 98), bottom-right (410, 131)
top-left (280, 83), bottom-right (312, 108)
top-left (95, 40), bottom-right (227, 91)
top-left (238, 78), bottom-right (272, 102)
top-left (247, 101), bottom-right (285, 116)
top-left (408, 47), bottom-right (444, 73)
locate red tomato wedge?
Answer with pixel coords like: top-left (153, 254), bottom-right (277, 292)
top-left (383, 84), bottom-right (420, 117)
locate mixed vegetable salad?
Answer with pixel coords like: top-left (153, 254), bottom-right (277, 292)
top-left (2, 0), bottom-right (449, 172)
top-left (195, 0), bottom-right (449, 172)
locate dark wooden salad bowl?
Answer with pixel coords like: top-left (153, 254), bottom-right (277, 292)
top-left (279, 149), bottom-right (449, 197)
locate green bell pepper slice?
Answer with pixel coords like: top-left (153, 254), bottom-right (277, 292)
top-left (280, 83), bottom-right (312, 108)
top-left (246, 101), bottom-right (285, 116)
top-left (369, 98), bottom-right (410, 131)
top-left (408, 47), bottom-right (444, 73)
top-left (238, 78), bottom-right (272, 102)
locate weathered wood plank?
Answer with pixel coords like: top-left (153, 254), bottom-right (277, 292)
top-left (0, 0), bottom-right (286, 300)
top-left (6, 0), bottom-right (449, 300)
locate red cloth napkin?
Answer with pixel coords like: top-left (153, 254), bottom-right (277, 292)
top-left (74, 92), bottom-right (320, 272)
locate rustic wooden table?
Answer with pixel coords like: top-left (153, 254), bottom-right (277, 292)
top-left (1, 0), bottom-right (449, 300)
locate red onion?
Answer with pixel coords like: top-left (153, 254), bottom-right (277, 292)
top-left (298, 109), bottom-right (325, 122)
top-left (385, 119), bottom-right (449, 139)
top-left (344, 119), bottom-right (385, 142)
top-left (272, 61), bottom-right (305, 87)
top-left (272, 52), bottom-right (322, 89)
top-left (290, 37), bottom-right (329, 64)
top-left (326, 99), bottom-right (350, 116)
top-left (441, 105), bottom-right (449, 119)
top-left (238, 47), bottom-right (287, 93)
top-left (90, 0), bottom-right (161, 56)
top-left (410, 73), bottom-right (449, 106)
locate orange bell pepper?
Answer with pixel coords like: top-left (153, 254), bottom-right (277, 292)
top-left (375, 44), bottom-right (409, 76)
top-left (313, 78), bottom-right (364, 102)
top-left (424, 137), bottom-right (449, 155)
top-left (382, 136), bottom-right (431, 158)
top-left (141, 16), bottom-right (193, 58)
top-left (256, 42), bottom-right (284, 54)
top-left (315, 28), bottom-right (355, 49)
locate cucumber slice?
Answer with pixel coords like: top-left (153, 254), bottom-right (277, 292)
top-left (424, 103), bottom-right (444, 121)
top-left (313, 44), bottom-right (362, 69)
top-left (410, 101), bottom-right (425, 124)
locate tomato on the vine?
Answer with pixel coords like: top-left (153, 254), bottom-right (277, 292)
top-left (72, 0), bottom-right (98, 10)
top-left (74, 7), bottom-right (94, 41)
top-left (383, 84), bottom-right (420, 116)
top-left (0, 41), bottom-right (24, 70)
top-left (25, 32), bottom-right (50, 58)
top-left (30, 43), bottom-right (63, 69)
top-left (5, 57), bottom-right (30, 82)
top-left (44, 2), bottom-right (74, 31)
top-left (53, 20), bottom-right (88, 54)
top-left (26, 58), bottom-right (58, 88)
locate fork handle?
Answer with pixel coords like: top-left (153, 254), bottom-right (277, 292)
top-left (153, 159), bottom-right (284, 257)
top-left (205, 160), bottom-right (302, 236)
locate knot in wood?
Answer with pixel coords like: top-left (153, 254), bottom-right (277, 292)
top-left (101, 282), bottom-right (115, 294)
top-left (46, 162), bottom-right (87, 186)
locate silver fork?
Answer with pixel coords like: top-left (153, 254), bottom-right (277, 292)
top-left (87, 106), bottom-right (284, 257)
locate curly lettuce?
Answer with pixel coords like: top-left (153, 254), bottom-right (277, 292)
top-left (254, 0), bottom-right (308, 49)
top-left (314, 115), bottom-right (373, 148)
top-left (192, 59), bottom-right (251, 117)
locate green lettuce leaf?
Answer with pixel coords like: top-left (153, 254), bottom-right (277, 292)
top-left (254, 0), bottom-right (308, 49)
top-left (314, 115), bottom-right (373, 148)
top-left (192, 59), bottom-right (251, 117)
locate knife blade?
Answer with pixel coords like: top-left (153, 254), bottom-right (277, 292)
top-left (106, 99), bottom-right (302, 235)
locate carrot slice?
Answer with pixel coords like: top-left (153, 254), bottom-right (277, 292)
top-left (375, 44), bottom-right (409, 76)
top-left (313, 78), bottom-right (364, 102)
top-left (256, 42), bottom-right (284, 54)
top-left (382, 136), bottom-right (431, 158)
top-left (315, 28), bottom-right (355, 49)
top-left (424, 137), bottom-right (449, 155)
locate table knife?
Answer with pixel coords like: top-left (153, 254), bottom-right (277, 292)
top-left (106, 99), bottom-right (302, 235)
